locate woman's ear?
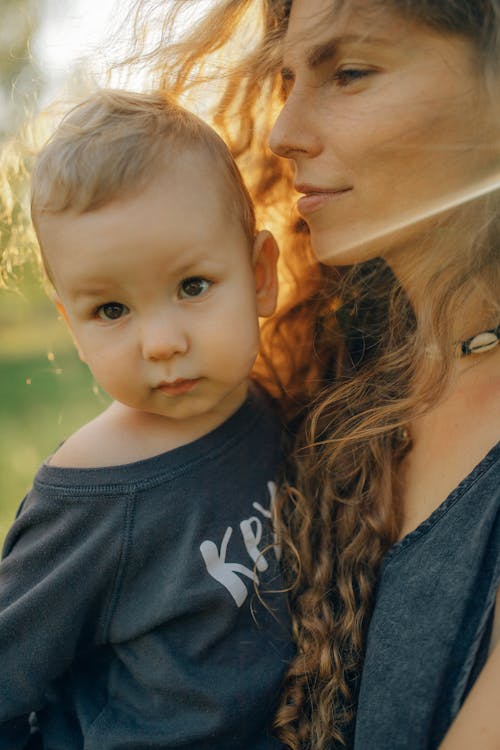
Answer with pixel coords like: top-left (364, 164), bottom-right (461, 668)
top-left (54, 296), bottom-right (86, 363)
top-left (252, 230), bottom-right (279, 317)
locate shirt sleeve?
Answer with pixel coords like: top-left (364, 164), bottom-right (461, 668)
top-left (0, 481), bottom-right (133, 749)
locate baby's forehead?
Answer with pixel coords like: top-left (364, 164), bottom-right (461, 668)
top-left (37, 166), bottom-right (253, 283)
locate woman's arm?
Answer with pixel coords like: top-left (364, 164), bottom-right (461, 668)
top-left (438, 589), bottom-right (500, 750)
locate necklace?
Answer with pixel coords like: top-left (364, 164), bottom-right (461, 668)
top-left (459, 324), bottom-right (500, 357)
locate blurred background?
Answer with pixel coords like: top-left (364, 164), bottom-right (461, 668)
top-left (0, 0), bottom-right (134, 543)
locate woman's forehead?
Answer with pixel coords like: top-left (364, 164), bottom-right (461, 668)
top-left (284, 0), bottom-right (401, 38)
top-left (281, 0), bottom-right (408, 60)
top-left (286, 0), bottom-right (384, 23)
top-left (284, 0), bottom-right (489, 37)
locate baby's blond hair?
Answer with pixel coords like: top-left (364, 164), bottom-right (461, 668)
top-left (31, 89), bottom-right (256, 266)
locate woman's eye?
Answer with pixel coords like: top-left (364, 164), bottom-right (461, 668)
top-left (332, 68), bottom-right (373, 88)
top-left (179, 277), bottom-right (212, 298)
top-left (96, 302), bottom-right (129, 320)
top-left (279, 69), bottom-right (294, 101)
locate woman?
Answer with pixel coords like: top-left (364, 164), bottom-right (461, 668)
top-left (128, 0), bottom-right (500, 747)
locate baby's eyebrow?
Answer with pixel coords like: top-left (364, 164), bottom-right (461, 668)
top-left (70, 286), bottom-right (114, 300)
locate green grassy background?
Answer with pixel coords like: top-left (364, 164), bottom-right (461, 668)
top-left (0, 264), bottom-right (109, 545)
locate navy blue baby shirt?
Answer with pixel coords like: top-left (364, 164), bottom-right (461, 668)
top-left (0, 387), bottom-right (291, 749)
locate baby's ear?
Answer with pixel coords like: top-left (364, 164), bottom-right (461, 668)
top-left (54, 296), bottom-right (86, 363)
top-left (252, 230), bottom-right (279, 318)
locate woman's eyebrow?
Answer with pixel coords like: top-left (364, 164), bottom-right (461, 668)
top-left (307, 34), bottom-right (387, 68)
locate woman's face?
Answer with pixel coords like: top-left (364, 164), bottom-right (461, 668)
top-left (269, 0), bottom-right (500, 266)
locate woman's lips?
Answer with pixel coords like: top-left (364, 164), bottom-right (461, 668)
top-left (296, 187), bottom-right (352, 215)
top-left (157, 378), bottom-right (200, 396)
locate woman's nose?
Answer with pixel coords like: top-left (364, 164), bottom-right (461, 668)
top-left (269, 90), bottom-right (323, 160)
top-left (140, 313), bottom-right (189, 361)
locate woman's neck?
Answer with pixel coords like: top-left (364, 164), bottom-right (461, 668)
top-left (383, 219), bottom-right (496, 344)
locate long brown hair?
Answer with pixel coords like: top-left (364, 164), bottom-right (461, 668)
top-left (116, 1), bottom-right (500, 746)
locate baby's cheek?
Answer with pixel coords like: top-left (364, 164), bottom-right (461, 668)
top-left (215, 329), bottom-right (260, 380)
top-left (237, 334), bottom-right (261, 375)
top-left (84, 353), bottom-right (118, 389)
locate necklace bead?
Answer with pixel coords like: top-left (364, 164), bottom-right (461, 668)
top-left (460, 325), bottom-right (500, 357)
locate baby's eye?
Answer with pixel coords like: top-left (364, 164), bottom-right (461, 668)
top-left (96, 302), bottom-right (129, 320)
top-left (179, 277), bottom-right (212, 298)
top-left (332, 67), bottom-right (373, 88)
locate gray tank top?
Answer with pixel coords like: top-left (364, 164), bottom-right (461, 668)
top-left (353, 441), bottom-right (500, 750)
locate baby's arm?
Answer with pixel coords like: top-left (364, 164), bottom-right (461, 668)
top-left (0, 483), bottom-right (128, 749)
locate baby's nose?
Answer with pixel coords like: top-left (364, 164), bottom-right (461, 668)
top-left (140, 313), bottom-right (189, 361)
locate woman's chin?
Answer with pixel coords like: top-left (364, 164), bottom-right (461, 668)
top-left (309, 212), bottom-right (437, 268)
top-left (309, 225), bottom-right (387, 266)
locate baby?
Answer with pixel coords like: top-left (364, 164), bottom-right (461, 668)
top-left (0, 89), bottom-right (291, 750)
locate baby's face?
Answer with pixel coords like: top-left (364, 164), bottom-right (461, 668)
top-left (39, 151), bottom-right (276, 429)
